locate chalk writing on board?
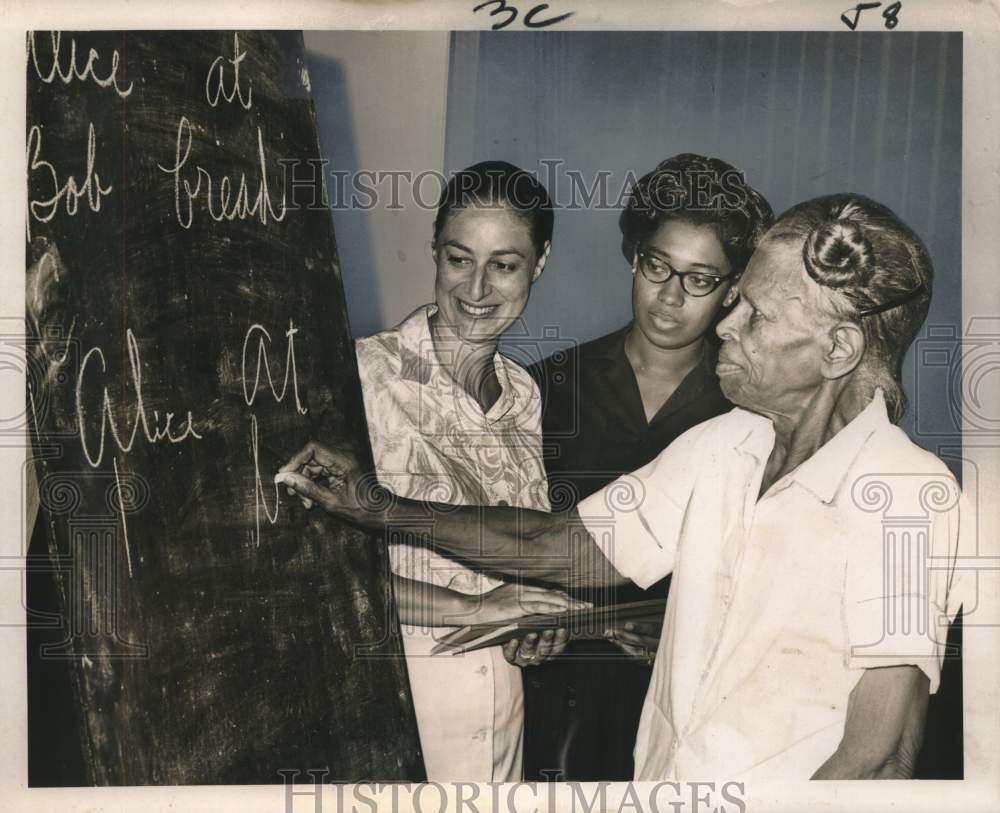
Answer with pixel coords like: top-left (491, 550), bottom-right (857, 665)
top-left (250, 413), bottom-right (280, 547)
top-left (157, 116), bottom-right (288, 229)
top-left (242, 321), bottom-right (311, 546)
top-left (26, 123), bottom-right (112, 242)
top-left (205, 32), bottom-right (253, 110)
top-left (26, 29), bottom-right (424, 783)
top-left (241, 322), bottom-right (308, 414)
top-left (27, 31), bottom-right (134, 99)
top-left (76, 329), bottom-right (204, 469)
top-left (112, 457), bottom-right (136, 576)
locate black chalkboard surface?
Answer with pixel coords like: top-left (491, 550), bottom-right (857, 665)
top-left (25, 30), bottom-right (424, 784)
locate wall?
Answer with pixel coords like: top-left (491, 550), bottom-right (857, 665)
top-left (443, 30), bottom-right (962, 451)
top-left (305, 31), bottom-right (962, 457)
top-left (304, 31), bottom-right (450, 337)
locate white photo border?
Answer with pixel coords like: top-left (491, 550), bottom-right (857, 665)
top-left (2, 2), bottom-right (997, 812)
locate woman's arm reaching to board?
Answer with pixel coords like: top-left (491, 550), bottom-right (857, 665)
top-left (275, 440), bottom-right (629, 591)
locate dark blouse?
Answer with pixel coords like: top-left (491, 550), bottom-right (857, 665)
top-left (522, 324), bottom-right (733, 780)
top-left (532, 323), bottom-right (729, 506)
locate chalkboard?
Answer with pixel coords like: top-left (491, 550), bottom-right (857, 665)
top-left (25, 30), bottom-right (424, 784)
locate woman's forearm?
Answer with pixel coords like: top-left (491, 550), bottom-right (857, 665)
top-left (393, 575), bottom-right (474, 627)
top-left (358, 496), bottom-right (559, 577)
top-left (357, 495), bottom-right (622, 589)
top-left (274, 447), bottom-right (624, 589)
top-left (811, 666), bottom-right (929, 779)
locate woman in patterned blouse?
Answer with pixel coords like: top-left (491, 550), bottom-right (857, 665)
top-left (354, 162), bottom-right (583, 780)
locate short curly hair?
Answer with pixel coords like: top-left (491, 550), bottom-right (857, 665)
top-left (619, 153), bottom-right (774, 275)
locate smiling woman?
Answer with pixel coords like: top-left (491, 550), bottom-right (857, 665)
top-left (353, 162), bottom-right (572, 781)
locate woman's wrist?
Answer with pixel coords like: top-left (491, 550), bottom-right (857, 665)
top-left (437, 589), bottom-right (478, 627)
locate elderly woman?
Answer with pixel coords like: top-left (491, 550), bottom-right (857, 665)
top-left (523, 153), bottom-right (773, 781)
top-left (280, 194), bottom-right (966, 779)
top-left (353, 161), bottom-right (583, 781)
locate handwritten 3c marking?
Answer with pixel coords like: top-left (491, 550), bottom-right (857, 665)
top-left (472, 1), bottom-right (574, 30)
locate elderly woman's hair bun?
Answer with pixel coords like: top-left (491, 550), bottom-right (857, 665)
top-left (768, 193), bottom-right (934, 424)
top-left (802, 217), bottom-right (876, 290)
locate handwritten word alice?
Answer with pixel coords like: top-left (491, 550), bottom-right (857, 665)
top-left (76, 329), bottom-right (203, 470)
top-left (77, 329), bottom-right (204, 576)
top-left (27, 31), bottom-right (134, 99)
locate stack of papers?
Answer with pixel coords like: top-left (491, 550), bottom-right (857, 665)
top-left (430, 598), bottom-right (666, 655)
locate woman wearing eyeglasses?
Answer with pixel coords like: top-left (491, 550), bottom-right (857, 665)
top-left (521, 153), bottom-right (774, 781)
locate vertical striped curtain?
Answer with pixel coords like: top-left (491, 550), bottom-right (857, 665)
top-left (445, 30), bottom-right (962, 451)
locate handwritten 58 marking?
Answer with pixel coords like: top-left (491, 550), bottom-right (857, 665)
top-left (841, 1), bottom-right (902, 30)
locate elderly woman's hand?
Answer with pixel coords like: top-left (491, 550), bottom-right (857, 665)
top-left (502, 628), bottom-right (570, 668)
top-left (473, 585), bottom-right (585, 667)
top-left (275, 440), bottom-right (370, 518)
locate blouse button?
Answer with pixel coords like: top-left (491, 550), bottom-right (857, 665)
top-left (497, 499), bottom-right (509, 507)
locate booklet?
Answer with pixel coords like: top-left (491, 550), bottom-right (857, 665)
top-left (429, 598), bottom-right (666, 655)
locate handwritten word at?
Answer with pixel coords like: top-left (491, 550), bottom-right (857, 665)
top-left (241, 322), bottom-right (308, 414)
top-left (76, 329), bottom-right (203, 469)
top-left (472, 0), bottom-right (573, 30)
top-left (242, 321), bottom-right (309, 546)
top-left (841, 1), bottom-right (902, 30)
top-left (27, 31), bottom-right (134, 98)
top-left (205, 32), bottom-right (253, 110)
top-left (157, 116), bottom-right (288, 229)
top-left (27, 123), bottom-right (112, 242)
